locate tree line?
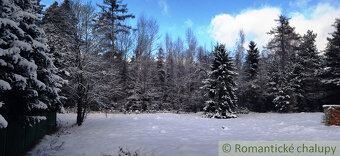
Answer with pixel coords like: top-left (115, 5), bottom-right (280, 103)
top-left (1, 0), bottom-right (340, 126)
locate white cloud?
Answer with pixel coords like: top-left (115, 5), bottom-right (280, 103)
top-left (290, 3), bottom-right (340, 51)
top-left (209, 3), bottom-right (340, 51)
top-left (209, 7), bottom-right (281, 48)
top-left (185, 19), bottom-right (194, 27)
top-left (158, 0), bottom-right (168, 15)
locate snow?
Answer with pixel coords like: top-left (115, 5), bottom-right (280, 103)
top-left (35, 79), bottom-right (46, 89)
top-left (0, 18), bottom-right (25, 36)
top-left (13, 74), bottom-right (27, 83)
top-left (0, 59), bottom-right (6, 66)
top-left (30, 100), bottom-right (48, 110)
top-left (26, 116), bottom-right (47, 126)
top-left (323, 105), bottom-right (340, 108)
top-left (0, 102), bottom-right (7, 128)
top-left (13, 40), bottom-right (33, 51)
top-left (0, 114), bottom-right (7, 129)
top-left (0, 79), bottom-right (11, 90)
top-left (28, 113), bottom-right (340, 156)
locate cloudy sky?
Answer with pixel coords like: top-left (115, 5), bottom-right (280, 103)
top-left (41, 0), bottom-right (340, 51)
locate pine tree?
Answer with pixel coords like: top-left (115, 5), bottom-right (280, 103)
top-left (203, 44), bottom-right (237, 118)
top-left (148, 47), bottom-right (166, 110)
top-left (267, 15), bottom-right (300, 70)
top-left (93, 0), bottom-right (135, 60)
top-left (42, 0), bottom-right (78, 108)
top-left (244, 41), bottom-right (260, 80)
top-left (125, 57), bottom-right (143, 112)
top-left (0, 0), bottom-right (62, 125)
top-left (288, 30), bottom-right (321, 111)
top-left (321, 18), bottom-right (340, 104)
top-left (243, 41), bottom-right (262, 111)
top-left (266, 15), bottom-right (300, 112)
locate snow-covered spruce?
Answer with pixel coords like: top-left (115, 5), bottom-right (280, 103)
top-left (202, 44), bottom-right (238, 118)
top-left (266, 15), bottom-right (300, 112)
top-left (0, 0), bottom-right (62, 125)
top-left (0, 102), bottom-right (7, 128)
top-left (286, 30), bottom-right (322, 111)
top-left (321, 18), bottom-right (340, 104)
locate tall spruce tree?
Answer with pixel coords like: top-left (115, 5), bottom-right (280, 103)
top-left (288, 30), bottom-right (321, 111)
top-left (42, 0), bottom-right (78, 108)
top-left (243, 41), bottom-right (262, 111)
top-left (244, 41), bottom-right (260, 80)
top-left (321, 18), bottom-right (340, 104)
top-left (0, 0), bottom-right (62, 126)
top-left (152, 47), bottom-right (166, 110)
top-left (203, 44), bottom-right (237, 118)
top-left (267, 15), bottom-right (300, 70)
top-left (266, 15), bottom-right (300, 112)
top-left (93, 0), bottom-right (135, 60)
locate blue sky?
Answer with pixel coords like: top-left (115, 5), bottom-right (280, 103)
top-left (41, 0), bottom-right (340, 51)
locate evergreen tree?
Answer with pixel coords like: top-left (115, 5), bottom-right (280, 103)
top-left (93, 0), bottom-right (135, 60)
top-left (266, 15), bottom-right (300, 112)
top-left (42, 0), bottom-right (78, 108)
top-left (267, 15), bottom-right (300, 70)
top-left (0, 0), bottom-right (62, 125)
top-left (244, 41), bottom-right (260, 80)
top-left (243, 41), bottom-right (262, 111)
top-left (321, 18), bottom-right (340, 104)
top-left (288, 30), bottom-right (322, 111)
top-left (203, 44), bottom-right (237, 118)
top-left (152, 47), bottom-right (166, 110)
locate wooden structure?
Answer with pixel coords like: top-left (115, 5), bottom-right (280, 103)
top-left (323, 105), bottom-right (340, 126)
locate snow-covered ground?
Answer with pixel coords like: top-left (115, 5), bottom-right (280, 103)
top-left (28, 112), bottom-right (340, 156)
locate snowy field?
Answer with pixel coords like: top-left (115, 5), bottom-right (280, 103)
top-left (28, 112), bottom-right (340, 156)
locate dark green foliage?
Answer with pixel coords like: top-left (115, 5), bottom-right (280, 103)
top-left (266, 15), bottom-right (300, 112)
top-left (244, 41), bottom-right (260, 80)
top-left (242, 41), bottom-right (263, 112)
top-left (203, 44), bottom-right (237, 118)
top-left (0, 0), bottom-right (62, 125)
top-left (321, 18), bottom-right (340, 104)
top-left (288, 30), bottom-right (322, 111)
